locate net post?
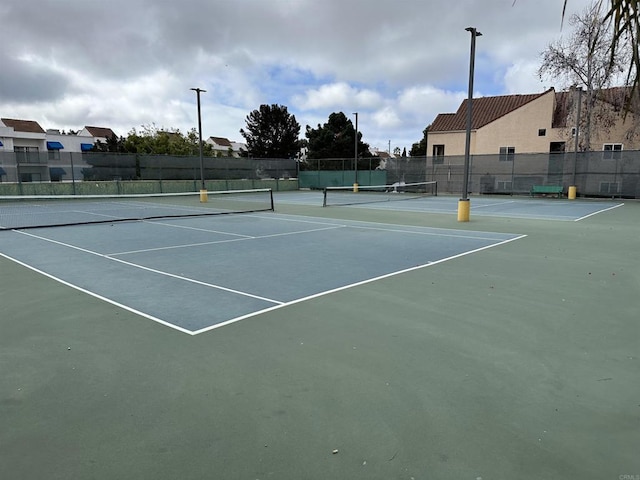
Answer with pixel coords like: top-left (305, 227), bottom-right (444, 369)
top-left (322, 188), bottom-right (328, 207)
top-left (353, 183), bottom-right (359, 193)
top-left (269, 189), bottom-right (274, 211)
top-left (199, 189), bottom-right (208, 203)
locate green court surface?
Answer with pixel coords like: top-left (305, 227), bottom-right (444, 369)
top-left (1, 197), bottom-right (638, 480)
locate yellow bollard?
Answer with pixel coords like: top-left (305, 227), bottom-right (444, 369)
top-left (353, 183), bottom-right (359, 193)
top-left (568, 185), bottom-right (576, 200)
top-left (457, 199), bottom-right (470, 222)
top-left (199, 189), bottom-right (208, 203)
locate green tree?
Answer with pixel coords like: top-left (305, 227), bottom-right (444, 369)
top-left (410, 126), bottom-right (430, 157)
top-left (93, 133), bottom-right (126, 153)
top-left (239, 104), bottom-right (301, 158)
top-left (121, 124), bottom-right (213, 156)
top-left (304, 112), bottom-right (374, 171)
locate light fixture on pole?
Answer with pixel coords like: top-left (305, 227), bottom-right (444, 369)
top-left (191, 87), bottom-right (207, 202)
top-left (353, 112), bottom-right (359, 192)
top-left (458, 27), bottom-right (482, 222)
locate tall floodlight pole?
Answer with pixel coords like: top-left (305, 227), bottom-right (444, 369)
top-left (569, 85), bottom-right (583, 199)
top-left (191, 87), bottom-right (207, 202)
top-left (458, 27), bottom-right (482, 222)
top-left (353, 112), bottom-right (359, 191)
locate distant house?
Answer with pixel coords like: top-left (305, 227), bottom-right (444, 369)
top-left (0, 118), bottom-right (49, 181)
top-left (425, 87), bottom-right (640, 197)
top-left (371, 148), bottom-right (395, 170)
top-left (78, 126), bottom-right (118, 144)
top-left (206, 136), bottom-right (246, 157)
top-left (0, 118), bottom-right (118, 182)
top-left (427, 87), bottom-right (639, 160)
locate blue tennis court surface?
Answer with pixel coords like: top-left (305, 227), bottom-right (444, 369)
top-left (275, 191), bottom-right (624, 221)
top-left (0, 213), bottom-right (523, 334)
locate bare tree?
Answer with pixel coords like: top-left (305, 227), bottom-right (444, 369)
top-left (561, 0), bottom-right (639, 97)
top-left (539, 2), bottom-right (631, 150)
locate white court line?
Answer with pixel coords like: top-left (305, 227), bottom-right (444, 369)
top-left (146, 219), bottom-right (256, 237)
top-left (248, 211), bottom-right (516, 239)
top-left (117, 208), bottom-right (509, 256)
top-left (191, 234), bottom-right (528, 335)
top-left (472, 200), bottom-right (517, 209)
top-left (109, 225), bottom-right (346, 256)
top-left (14, 230), bottom-right (284, 305)
top-left (6, 221), bottom-right (526, 336)
top-left (574, 203), bottom-right (624, 221)
top-left (0, 251), bottom-right (194, 335)
top-left (347, 223), bottom-right (510, 241)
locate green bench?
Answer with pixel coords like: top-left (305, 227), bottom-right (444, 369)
top-left (530, 185), bottom-right (563, 197)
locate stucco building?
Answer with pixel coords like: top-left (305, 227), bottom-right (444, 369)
top-left (427, 87), bottom-right (639, 160)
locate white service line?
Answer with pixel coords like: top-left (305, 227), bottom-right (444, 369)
top-left (109, 225), bottom-right (347, 256)
top-left (190, 233), bottom-right (528, 335)
top-left (472, 200), bottom-right (517, 209)
top-left (0, 251), bottom-right (194, 335)
top-left (574, 203), bottom-right (624, 221)
top-left (347, 223), bottom-right (511, 241)
top-left (15, 230), bottom-right (284, 305)
top-left (145, 219), bottom-right (256, 236)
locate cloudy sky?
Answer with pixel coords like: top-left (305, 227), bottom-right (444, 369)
top-left (0, 0), bottom-right (593, 153)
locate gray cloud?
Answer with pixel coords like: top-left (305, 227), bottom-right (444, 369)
top-left (0, 0), bottom-right (593, 149)
top-left (0, 54), bottom-right (69, 102)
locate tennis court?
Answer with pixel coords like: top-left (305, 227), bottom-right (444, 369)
top-left (277, 188), bottom-right (625, 221)
top-left (0, 210), bottom-right (523, 334)
top-left (1, 189), bottom-right (638, 480)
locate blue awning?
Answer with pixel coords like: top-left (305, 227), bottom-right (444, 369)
top-left (0, 140), bottom-right (4, 146)
top-left (49, 167), bottom-right (66, 177)
top-left (81, 143), bottom-right (94, 151)
top-left (47, 141), bottom-right (64, 150)
top-left (0, 167), bottom-right (6, 176)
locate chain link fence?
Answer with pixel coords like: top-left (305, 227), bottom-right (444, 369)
top-left (0, 152), bottom-right (298, 194)
top-left (297, 151), bottom-right (640, 198)
top-left (2, 150), bottom-right (639, 198)
top-left (426, 150), bottom-right (640, 198)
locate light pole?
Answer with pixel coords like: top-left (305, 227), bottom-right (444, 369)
top-left (458, 27), bottom-right (482, 222)
top-left (191, 87), bottom-right (207, 202)
top-left (569, 85), bottom-right (582, 199)
top-left (353, 112), bottom-right (359, 191)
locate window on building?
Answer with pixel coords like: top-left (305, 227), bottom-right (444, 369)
top-left (432, 144), bottom-right (445, 164)
top-left (14, 146), bottom-right (40, 163)
top-left (48, 150), bottom-right (61, 161)
top-left (603, 143), bottom-right (623, 160)
top-left (20, 172), bottom-right (42, 183)
top-left (538, 129), bottom-right (546, 136)
top-left (499, 146), bottom-right (515, 162)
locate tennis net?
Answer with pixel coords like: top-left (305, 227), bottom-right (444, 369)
top-left (0, 188), bottom-right (274, 230)
top-left (323, 181), bottom-right (437, 207)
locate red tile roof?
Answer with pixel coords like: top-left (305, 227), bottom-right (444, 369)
top-left (84, 126), bottom-right (116, 138)
top-left (1, 118), bottom-right (45, 134)
top-left (209, 136), bottom-right (232, 147)
top-left (430, 90), bottom-right (552, 132)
